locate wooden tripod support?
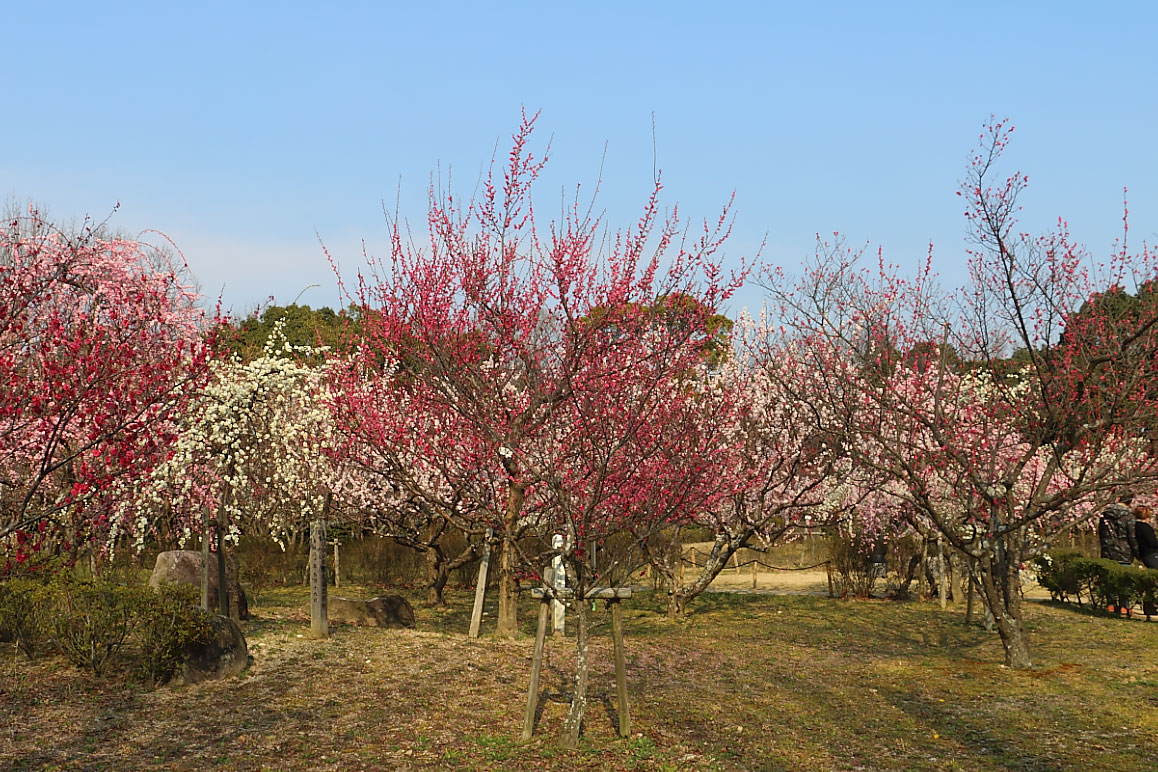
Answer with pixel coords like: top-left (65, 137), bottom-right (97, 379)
top-left (521, 587), bottom-right (633, 742)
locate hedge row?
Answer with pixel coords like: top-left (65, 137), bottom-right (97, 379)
top-left (0, 575), bottom-right (214, 683)
top-left (1033, 552), bottom-right (1158, 619)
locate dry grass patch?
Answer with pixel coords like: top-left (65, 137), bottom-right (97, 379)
top-left (2, 585), bottom-right (1155, 771)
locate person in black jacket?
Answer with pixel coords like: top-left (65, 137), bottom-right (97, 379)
top-left (1099, 494), bottom-right (1139, 565)
top-left (1134, 505), bottom-right (1158, 569)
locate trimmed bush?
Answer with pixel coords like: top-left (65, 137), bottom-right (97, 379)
top-left (1034, 552), bottom-right (1158, 619)
top-left (0, 578), bottom-right (51, 658)
top-left (827, 528), bottom-right (886, 599)
top-left (136, 584), bottom-right (215, 684)
top-left (49, 576), bottom-right (141, 675)
top-left (3, 573), bottom-right (217, 682)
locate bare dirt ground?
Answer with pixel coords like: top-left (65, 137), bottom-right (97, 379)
top-left (704, 568), bottom-right (1054, 599)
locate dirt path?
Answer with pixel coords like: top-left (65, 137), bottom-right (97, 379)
top-left (703, 568), bottom-right (1054, 599)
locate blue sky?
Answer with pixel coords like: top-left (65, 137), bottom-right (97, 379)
top-left (4, 2), bottom-right (1156, 316)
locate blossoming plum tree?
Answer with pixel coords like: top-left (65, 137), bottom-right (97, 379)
top-left (771, 121), bottom-right (1158, 668)
top-left (649, 316), bottom-right (855, 616)
top-left (330, 112), bottom-right (749, 746)
top-left (327, 370), bottom-right (485, 605)
top-left (0, 211), bottom-right (210, 573)
top-left (134, 322), bottom-right (354, 619)
top-left (141, 323), bottom-right (341, 547)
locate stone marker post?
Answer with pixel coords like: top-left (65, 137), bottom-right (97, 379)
top-left (215, 461), bottom-right (234, 618)
top-left (310, 519), bottom-right (329, 638)
top-left (200, 506), bottom-right (211, 612)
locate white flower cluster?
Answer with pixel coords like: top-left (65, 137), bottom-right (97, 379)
top-left (131, 320), bottom-right (342, 549)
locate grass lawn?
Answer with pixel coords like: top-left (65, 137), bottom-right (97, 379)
top-left (1, 585), bottom-right (1155, 771)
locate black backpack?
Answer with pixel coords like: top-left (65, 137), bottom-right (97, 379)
top-left (1098, 507), bottom-right (1135, 564)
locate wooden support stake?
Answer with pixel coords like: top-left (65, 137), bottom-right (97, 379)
top-left (610, 600), bottom-right (631, 737)
top-left (751, 557), bottom-right (758, 589)
top-left (333, 539), bottom-right (340, 588)
top-left (919, 538), bottom-right (929, 600)
top-left (937, 536), bottom-right (948, 610)
top-left (521, 594), bottom-right (551, 741)
top-left (309, 519), bottom-right (329, 638)
top-left (468, 529), bottom-right (493, 639)
top-left (965, 558), bottom-right (975, 623)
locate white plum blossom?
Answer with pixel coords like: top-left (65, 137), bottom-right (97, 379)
top-left (131, 320), bottom-right (345, 549)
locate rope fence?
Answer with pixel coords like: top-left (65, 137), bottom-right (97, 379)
top-left (678, 545), bottom-right (832, 573)
top-left (679, 553), bottom-right (833, 572)
top-left (661, 544), bottom-right (838, 593)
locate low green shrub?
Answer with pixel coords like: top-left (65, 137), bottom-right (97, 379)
top-left (49, 576), bottom-right (141, 675)
top-left (1034, 552), bottom-right (1158, 619)
top-left (827, 527), bottom-right (886, 599)
top-left (4, 572), bottom-right (217, 681)
top-left (1032, 551), bottom-right (1089, 603)
top-left (135, 583), bottom-right (215, 684)
top-left (0, 578), bottom-right (51, 658)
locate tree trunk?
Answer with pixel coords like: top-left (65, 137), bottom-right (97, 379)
top-left (228, 552), bottom-right (241, 621)
top-left (424, 541), bottom-right (477, 606)
top-left (496, 537), bottom-right (519, 637)
top-left (667, 590), bottom-right (687, 618)
top-left (949, 553), bottom-right (963, 605)
top-left (892, 554), bottom-right (922, 601)
top-left (558, 599), bottom-right (589, 749)
top-left (496, 483), bottom-right (526, 638)
top-left (937, 537), bottom-right (948, 610)
top-left (424, 543), bottom-right (446, 606)
top-left (201, 507), bottom-right (211, 612)
top-left (919, 538), bottom-right (929, 600)
top-left (214, 458), bottom-right (235, 616)
top-left (965, 557), bottom-right (976, 623)
top-left (216, 525), bottom-right (228, 617)
top-left (668, 530), bottom-right (753, 617)
top-left (976, 548), bottom-right (1032, 668)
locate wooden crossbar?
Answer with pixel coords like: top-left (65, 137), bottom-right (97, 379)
top-left (529, 587), bottom-right (633, 600)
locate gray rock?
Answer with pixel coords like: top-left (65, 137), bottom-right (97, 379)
top-left (180, 614), bottom-right (249, 684)
top-left (329, 595), bottom-right (415, 628)
top-left (149, 550), bottom-right (249, 620)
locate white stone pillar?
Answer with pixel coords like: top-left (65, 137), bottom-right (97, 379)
top-left (552, 534), bottom-right (566, 635)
